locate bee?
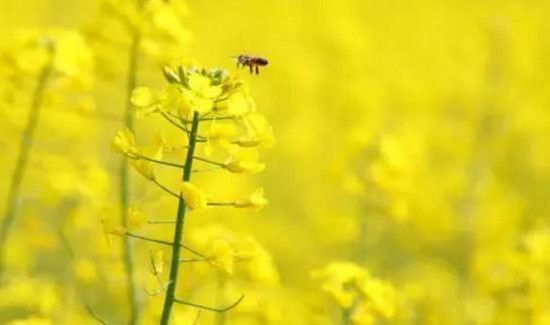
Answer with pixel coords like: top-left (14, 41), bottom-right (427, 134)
top-left (233, 55), bottom-right (269, 75)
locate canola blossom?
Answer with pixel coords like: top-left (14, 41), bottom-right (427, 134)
top-left (112, 65), bottom-right (273, 324)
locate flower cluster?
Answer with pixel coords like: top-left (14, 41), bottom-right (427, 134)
top-left (312, 261), bottom-right (397, 324)
top-left (113, 65), bottom-right (273, 209)
top-left (112, 64), bottom-right (274, 323)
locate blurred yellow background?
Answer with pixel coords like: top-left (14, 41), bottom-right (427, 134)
top-left (1, 0), bottom-right (550, 324)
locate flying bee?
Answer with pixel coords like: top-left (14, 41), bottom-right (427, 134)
top-left (232, 55), bottom-right (269, 75)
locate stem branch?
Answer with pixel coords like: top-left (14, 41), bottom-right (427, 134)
top-left (174, 294), bottom-right (245, 313)
top-left (0, 47), bottom-right (55, 280)
top-left (152, 179), bottom-right (180, 198)
top-left (134, 155), bottom-right (185, 169)
top-left (120, 29), bottom-right (141, 325)
top-left (123, 231), bottom-right (205, 258)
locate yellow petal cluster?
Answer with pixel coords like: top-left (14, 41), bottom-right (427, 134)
top-left (312, 261), bottom-right (397, 321)
top-left (207, 239), bottom-right (235, 274)
top-left (112, 128), bottom-right (138, 156)
top-left (180, 182), bottom-right (208, 211)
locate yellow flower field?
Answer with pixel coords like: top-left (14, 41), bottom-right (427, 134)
top-left (1, 0), bottom-right (549, 324)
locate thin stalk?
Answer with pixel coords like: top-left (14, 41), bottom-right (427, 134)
top-left (173, 294), bottom-right (244, 313)
top-left (0, 48), bottom-right (55, 280)
top-left (86, 305), bottom-right (114, 325)
top-left (123, 231), bottom-right (206, 258)
top-left (341, 298), bottom-right (359, 325)
top-left (161, 111), bottom-right (190, 133)
top-left (148, 220), bottom-right (176, 225)
top-left (159, 111), bottom-right (200, 325)
top-left (192, 166), bottom-right (222, 173)
top-left (180, 258), bottom-right (208, 263)
top-left (152, 179), bottom-right (180, 198)
top-left (179, 116), bottom-right (237, 123)
top-left (216, 272), bottom-right (227, 325)
top-left (341, 308), bottom-right (351, 325)
top-left (161, 112), bottom-right (207, 140)
top-left (193, 156), bottom-right (226, 167)
top-left (120, 28), bottom-right (141, 325)
top-left (208, 202), bottom-right (236, 207)
top-left (133, 154), bottom-right (185, 169)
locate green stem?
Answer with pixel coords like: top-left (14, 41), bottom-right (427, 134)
top-left (341, 297), bottom-right (360, 325)
top-left (216, 272), bottom-right (227, 325)
top-left (148, 220), bottom-right (175, 224)
top-left (193, 156), bottom-right (226, 167)
top-left (161, 112), bottom-right (191, 133)
top-left (0, 48), bottom-right (55, 280)
top-left (134, 154), bottom-right (185, 169)
top-left (159, 111), bottom-right (200, 325)
top-left (123, 231), bottom-right (206, 258)
top-left (207, 202), bottom-right (236, 207)
top-left (341, 307), bottom-right (351, 325)
top-left (152, 179), bottom-right (180, 198)
top-left (120, 29), bottom-right (141, 325)
top-left (173, 294), bottom-right (244, 313)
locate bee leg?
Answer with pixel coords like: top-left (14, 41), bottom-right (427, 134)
top-left (236, 62), bottom-right (240, 69)
top-left (255, 65), bottom-right (260, 75)
top-left (249, 64), bottom-right (253, 74)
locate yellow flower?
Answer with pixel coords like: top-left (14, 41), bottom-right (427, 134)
top-left (131, 86), bottom-right (163, 118)
top-left (203, 123), bottom-right (237, 156)
top-left (113, 128), bottom-right (138, 156)
top-left (239, 238), bottom-right (280, 285)
top-left (350, 304), bottom-right (376, 325)
top-left (225, 92), bottom-right (255, 116)
top-left (224, 159), bottom-right (266, 174)
top-left (130, 159), bottom-right (156, 181)
top-left (233, 138), bottom-right (262, 148)
top-left (313, 261), bottom-right (397, 320)
top-left (11, 29), bottom-right (93, 87)
top-left (183, 73), bottom-right (223, 113)
top-left (222, 147), bottom-right (265, 173)
top-left (181, 182), bottom-right (208, 211)
top-left (235, 188), bottom-right (269, 211)
top-left (207, 123), bottom-right (238, 140)
top-left (188, 73), bottom-right (223, 99)
top-left (128, 135), bottom-right (164, 181)
top-left (357, 277), bottom-right (397, 318)
top-left (162, 65), bottom-right (181, 83)
top-left (240, 113), bottom-right (276, 148)
top-left (131, 86), bottom-right (156, 108)
top-left (157, 84), bottom-right (193, 117)
top-left (52, 30), bottom-right (94, 84)
top-left (208, 239), bottom-right (234, 274)
top-left (110, 226), bottom-right (127, 236)
top-left (312, 261), bottom-right (367, 308)
top-left (127, 206), bottom-right (147, 230)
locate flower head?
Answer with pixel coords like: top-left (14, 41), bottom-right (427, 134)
top-left (180, 182), bottom-right (208, 211)
top-left (208, 239), bottom-right (235, 274)
top-left (312, 261), bottom-right (397, 320)
top-left (235, 188), bottom-right (269, 211)
top-left (112, 128), bottom-right (138, 156)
